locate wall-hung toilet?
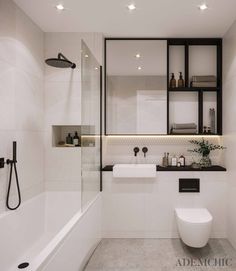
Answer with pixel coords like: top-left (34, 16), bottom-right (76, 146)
top-left (175, 208), bottom-right (213, 248)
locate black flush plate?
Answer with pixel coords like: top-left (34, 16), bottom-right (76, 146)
top-left (179, 178), bottom-right (200, 193)
top-left (0, 158), bottom-right (4, 168)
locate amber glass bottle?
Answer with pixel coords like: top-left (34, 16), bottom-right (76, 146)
top-left (170, 73), bottom-right (176, 88)
top-left (178, 72), bottom-right (185, 88)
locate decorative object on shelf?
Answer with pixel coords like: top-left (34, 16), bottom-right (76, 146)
top-left (179, 155), bottom-right (185, 166)
top-left (66, 133), bottom-right (73, 144)
top-left (162, 152), bottom-right (169, 167)
top-left (190, 75), bottom-right (217, 88)
top-left (170, 73), bottom-right (176, 88)
top-left (178, 72), bottom-right (185, 88)
top-left (210, 108), bottom-right (216, 134)
top-left (171, 123), bottom-right (197, 134)
top-left (188, 138), bottom-right (225, 168)
top-left (171, 155), bottom-right (177, 166)
top-left (191, 162), bottom-right (201, 169)
top-left (58, 141), bottom-right (65, 146)
top-left (177, 162), bottom-right (181, 167)
top-left (73, 131), bottom-right (81, 147)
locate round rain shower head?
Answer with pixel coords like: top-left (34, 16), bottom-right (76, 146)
top-left (45, 53), bottom-right (76, 69)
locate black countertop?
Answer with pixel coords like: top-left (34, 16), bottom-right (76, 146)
top-left (102, 165), bottom-right (226, 172)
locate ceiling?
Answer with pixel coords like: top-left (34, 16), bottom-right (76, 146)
top-left (14, 0), bottom-right (236, 37)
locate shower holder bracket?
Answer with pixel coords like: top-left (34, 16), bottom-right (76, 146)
top-left (0, 158), bottom-right (5, 168)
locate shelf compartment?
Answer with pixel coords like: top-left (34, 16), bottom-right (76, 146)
top-left (52, 125), bottom-right (96, 147)
top-left (189, 45), bottom-right (217, 88)
top-left (169, 92), bottom-right (198, 134)
top-left (169, 45), bottom-right (186, 87)
top-left (202, 92), bottom-right (217, 134)
top-left (52, 125), bottom-right (81, 148)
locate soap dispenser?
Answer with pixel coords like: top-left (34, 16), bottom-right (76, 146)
top-left (170, 73), bottom-right (176, 88)
top-left (66, 133), bottom-right (73, 145)
top-left (178, 72), bottom-right (185, 88)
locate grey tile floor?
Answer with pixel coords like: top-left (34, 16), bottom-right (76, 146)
top-left (84, 239), bottom-right (236, 271)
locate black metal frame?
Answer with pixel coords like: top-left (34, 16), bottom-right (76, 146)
top-left (104, 37), bottom-right (223, 136)
top-left (100, 66), bottom-right (103, 192)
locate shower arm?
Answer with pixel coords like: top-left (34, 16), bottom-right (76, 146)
top-left (58, 53), bottom-right (70, 62)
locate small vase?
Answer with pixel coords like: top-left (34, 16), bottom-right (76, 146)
top-left (200, 155), bottom-right (212, 168)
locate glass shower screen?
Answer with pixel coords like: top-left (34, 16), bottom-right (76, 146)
top-left (81, 41), bottom-right (102, 210)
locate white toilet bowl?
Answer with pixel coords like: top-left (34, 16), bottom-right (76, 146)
top-left (175, 208), bottom-right (213, 248)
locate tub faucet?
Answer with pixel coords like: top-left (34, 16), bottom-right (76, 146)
top-left (133, 147), bottom-right (140, 157)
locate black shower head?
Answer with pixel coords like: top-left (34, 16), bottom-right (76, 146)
top-left (45, 53), bottom-right (76, 69)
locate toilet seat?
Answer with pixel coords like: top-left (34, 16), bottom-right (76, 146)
top-left (175, 208), bottom-right (213, 223)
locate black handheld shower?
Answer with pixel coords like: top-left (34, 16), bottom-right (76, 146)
top-left (6, 141), bottom-right (21, 210)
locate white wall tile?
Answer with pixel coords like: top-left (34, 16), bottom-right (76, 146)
top-left (0, 0), bottom-right (44, 213)
top-left (223, 19), bottom-right (236, 249)
top-left (0, 60), bottom-right (15, 130)
top-left (102, 172), bottom-right (227, 238)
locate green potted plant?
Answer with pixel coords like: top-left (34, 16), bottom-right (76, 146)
top-left (188, 138), bottom-right (225, 168)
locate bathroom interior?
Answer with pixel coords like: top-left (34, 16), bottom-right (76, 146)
top-left (1, 0), bottom-right (236, 270)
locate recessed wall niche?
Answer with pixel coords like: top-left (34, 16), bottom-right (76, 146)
top-left (52, 125), bottom-right (95, 147)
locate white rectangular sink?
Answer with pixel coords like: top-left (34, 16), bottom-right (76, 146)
top-left (113, 164), bottom-right (156, 178)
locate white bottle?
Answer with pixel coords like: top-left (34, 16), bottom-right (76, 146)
top-left (171, 155), bottom-right (177, 166)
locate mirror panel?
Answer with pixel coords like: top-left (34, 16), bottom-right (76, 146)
top-left (106, 40), bottom-right (167, 134)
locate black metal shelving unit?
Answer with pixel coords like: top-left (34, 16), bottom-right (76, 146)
top-left (167, 38), bottom-right (222, 135)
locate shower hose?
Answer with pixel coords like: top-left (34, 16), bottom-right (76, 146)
top-left (6, 142), bottom-right (21, 210)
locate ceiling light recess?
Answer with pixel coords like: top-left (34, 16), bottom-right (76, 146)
top-left (127, 3), bottom-right (136, 11)
top-left (135, 53), bottom-right (141, 58)
top-left (56, 4), bottom-right (65, 10)
top-left (138, 66), bottom-right (142, 70)
top-left (199, 3), bottom-right (208, 10)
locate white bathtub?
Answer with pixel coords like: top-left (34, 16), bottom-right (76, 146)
top-left (0, 192), bottom-right (101, 271)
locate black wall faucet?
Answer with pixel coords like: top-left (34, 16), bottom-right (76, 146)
top-left (142, 147), bottom-right (148, 157)
top-left (133, 147), bottom-right (140, 157)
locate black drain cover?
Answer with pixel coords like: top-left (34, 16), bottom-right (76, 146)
top-left (18, 262), bottom-right (29, 269)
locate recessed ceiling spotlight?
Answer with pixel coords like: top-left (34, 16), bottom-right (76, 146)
top-left (85, 54), bottom-right (89, 58)
top-left (135, 53), bottom-right (141, 58)
top-left (127, 3), bottom-right (136, 11)
top-left (95, 67), bottom-right (98, 70)
top-left (55, 4), bottom-right (65, 10)
top-left (138, 66), bottom-right (142, 70)
top-left (199, 3), bottom-right (208, 10)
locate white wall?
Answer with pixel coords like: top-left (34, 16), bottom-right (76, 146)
top-left (102, 136), bottom-right (227, 238)
top-left (223, 20), bottom-right (236, 249)
top-left (102, 171), bottom-right (227, 238)
top-left (0, 0), bottom-right (44, 213)
top-left (103, 136), bottom-right (224, 166)
top-left (44, 33), bottom-right (103, 191)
